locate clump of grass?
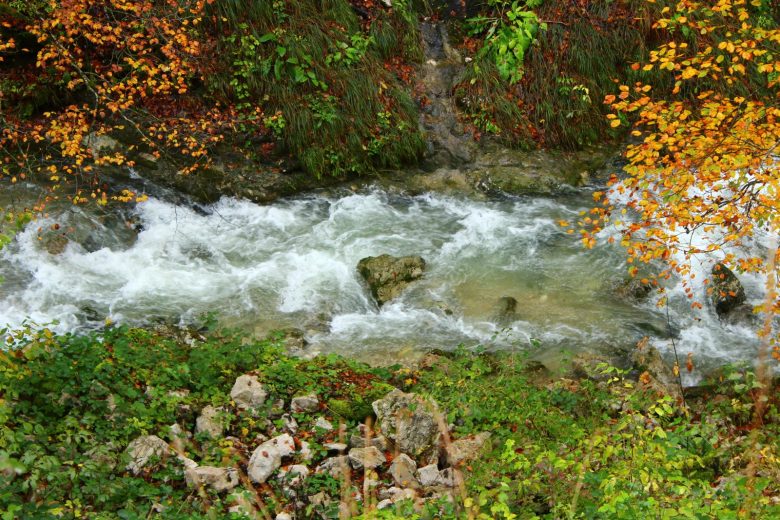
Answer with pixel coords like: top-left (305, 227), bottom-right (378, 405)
top-left (206, 0), bottom-right (426, 178)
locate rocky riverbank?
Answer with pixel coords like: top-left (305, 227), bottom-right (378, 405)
top-left (2, 324), bottom-right (778, 518)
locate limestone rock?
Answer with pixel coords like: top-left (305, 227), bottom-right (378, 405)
top-left (316, 455), bottom-right (350, 477)
top-left (185, 466), bottom-right (239, 492)
top-left (389, 453), bottom-right (419, 488)
top-left (314, 417), bottom-right (333, 431)
top-left (357, 255), bottom-right (426, 305)
top-left (446, 432), bottom-right (491, 466)
top-left (290, 394), bottom-right (319, 413)
top-left (416, 464), bottom-right (441, 487)
top-left (247, 434), bottom-right (295, 483)
top-left (195, 405), bottom-right (225, 438)
top-left (348, 446), bottom-right (386, 470)
top-left (230, 374), bottom-right (267, 411)
top-left (278, 464), bottom-right (310, 488)
top-left (373, 389), bottom-right (440, 463)
top-left (125, 435), bottom-right (170, 475)
top-left (711, 263), bottom-right (747, 317)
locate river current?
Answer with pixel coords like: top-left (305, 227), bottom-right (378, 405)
top-left (0, 181), bottom-right (763, 376)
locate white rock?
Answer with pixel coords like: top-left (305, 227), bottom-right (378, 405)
top-left (281, 413), bottom-right (298, 434)
top-left (195, 405), bottom-right (225, 438)
top-left (438, 467), bottom-right (456, 487)
top-left (177, 454), bottom-right (198, 470)
top-left (316, 456), bottom-right (350, 477)
top-left (324, 442), bottom-right (348, 452)
top-left (230, 374), bottom-right (268, 411)
top-left (299, 440), bottom-right (313, 461)
top-left (290, 394), bottom-right (319, 413)
top-left (377, 499), bottom-right (393, 510)
top-left (416, 464), bottom-right (440, 487)
top-left (275, 514), bottom-right (293, 520)
top-left (348, 446), bottom-right (385, 470)
top-left (247, 434), bottom-right (295, 483)
top-left (314, 417), bottom-right (333, 431)
top-left (185, 466), bottom-right (239, 492)
top-left (446, 432), bottom-right (491, 466)
top-left (125, 435), bottom-right (170, 475)
top-left (278, 464), bottom-right (309, 488)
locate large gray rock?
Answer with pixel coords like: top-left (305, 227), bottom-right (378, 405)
top-left (185, 466), bottom-right (239, 492)
top-left (195, 405), bottom-right (226, 438)
top-left (372, 389), bottom-right (440, 463)
top-left (125, 435), bottom-right (170, 475)
top-left (445, 432), bottom-right (491, 466)
top-left (230, 374), bottom-right (267, 411)
top-left (247, 433), bottom-right (296, 483)
top-left (711, 263), bottom-right (747, 317)
top-left (357, 255), bottom-right (426, 305)
top-left (348, 446), bottom-right (386, 470)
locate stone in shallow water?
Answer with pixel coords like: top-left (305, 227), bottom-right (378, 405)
top-left (711, 263), bottom-right (747, 317)
top-left (357, 254), bottom-right (426, 305)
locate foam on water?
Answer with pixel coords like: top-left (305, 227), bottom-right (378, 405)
top-left (0, 187), bottom-right (762, 369)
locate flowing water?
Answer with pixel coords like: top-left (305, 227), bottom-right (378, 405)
top-left (0, 176), bottom-right (763, 376)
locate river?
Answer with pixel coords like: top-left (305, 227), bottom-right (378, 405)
top-left (0, 176), bottom-right (764, 377)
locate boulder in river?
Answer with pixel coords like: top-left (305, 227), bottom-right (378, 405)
top-left (710, 263), bottom-right (747, 317)
top-left (357, 254), bottom-right (426, 306)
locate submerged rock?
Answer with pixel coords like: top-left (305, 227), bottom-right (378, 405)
top-left (357, 254), bottom-right (426, 305)
top-left (490, 296), bottom-right (518, 326)
top-left (711, 263), bottom-right (747, 317)
top-left (612, 278), bottom-right (653, 301)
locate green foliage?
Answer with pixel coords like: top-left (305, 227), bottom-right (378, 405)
top-left (207, 0), bottom-right (425, 178)
top-left (409, 349), bottom-right (780, 519)
top-left (467, 1), bottom-right (546, 84)
top-left (1, 327), bottom-right (778, 518)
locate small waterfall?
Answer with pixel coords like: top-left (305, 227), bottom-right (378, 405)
top-left (418, 22), bottom-right (477, 166)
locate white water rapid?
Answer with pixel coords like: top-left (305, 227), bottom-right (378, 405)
top-left (0, 186), bottom-right (762, 373)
